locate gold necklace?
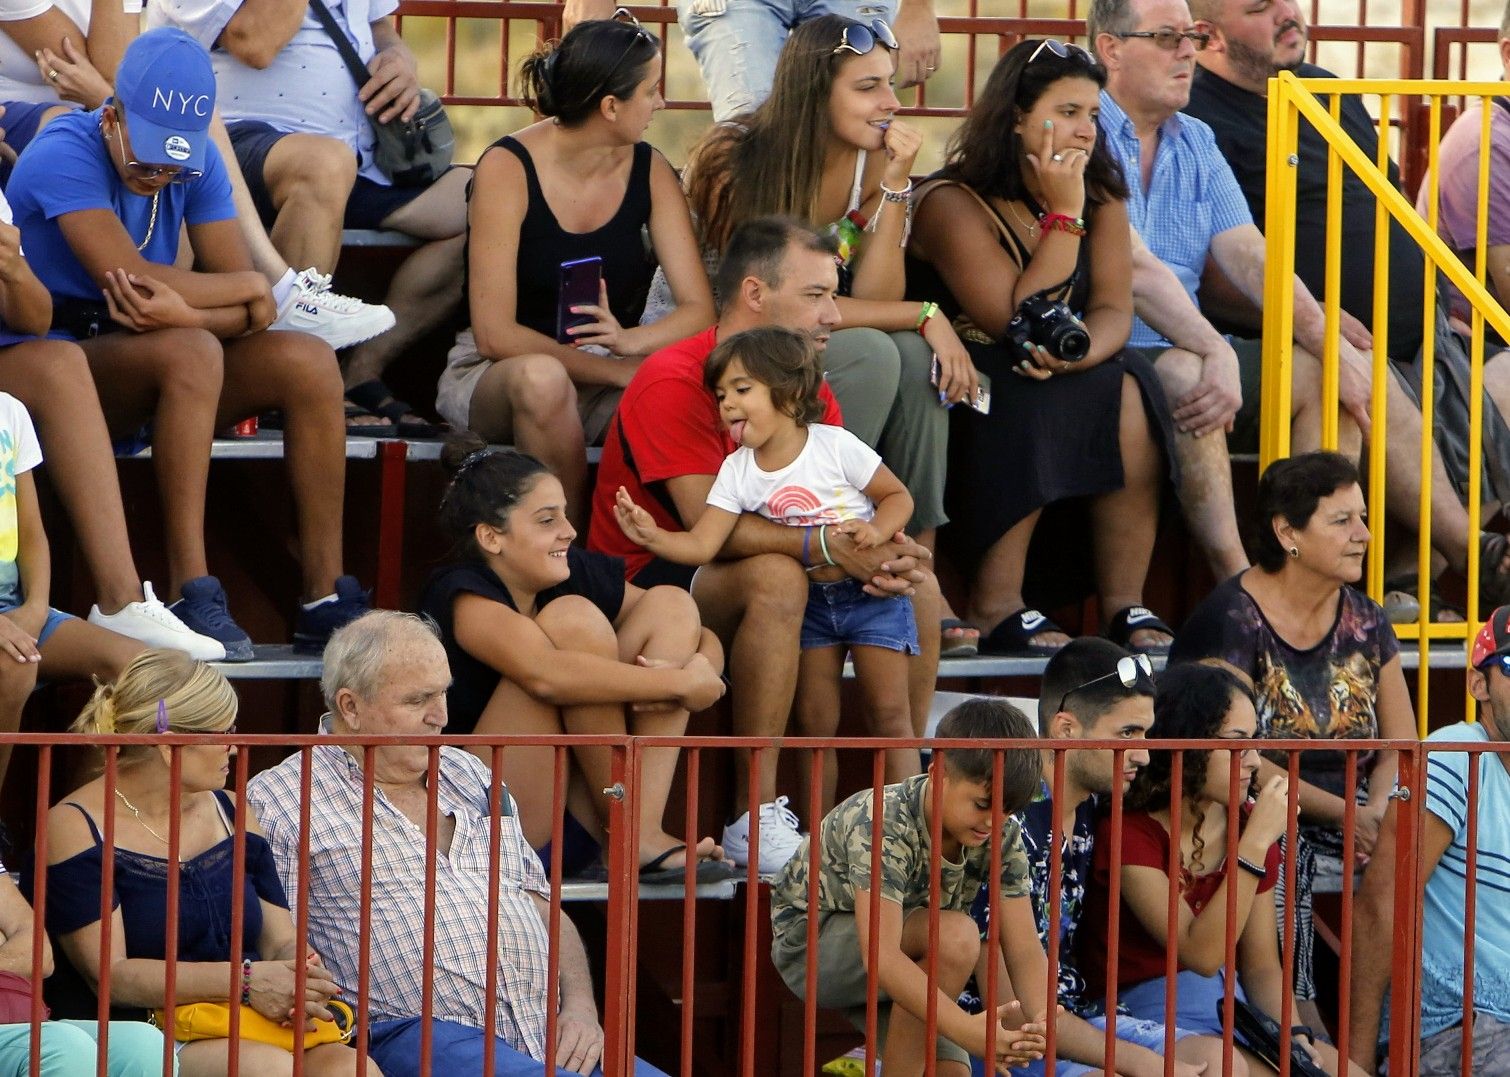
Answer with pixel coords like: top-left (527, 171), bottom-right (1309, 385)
top-left (115, 787), bottom-right (170, 845)
top-left (135, 191), bottom-right (160, 252)
top-left (1006, 199), bottom-right (1039, 237)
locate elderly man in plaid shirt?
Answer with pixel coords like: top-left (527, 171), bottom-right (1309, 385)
top-left (247, 610), bottom-right (669, 1076)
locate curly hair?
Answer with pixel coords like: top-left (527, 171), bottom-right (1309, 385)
top-left (1127, 662), bottom-right (1254, 883)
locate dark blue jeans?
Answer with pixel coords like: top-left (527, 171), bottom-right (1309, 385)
top-left (368, 1016), bottom-right (671, 1077)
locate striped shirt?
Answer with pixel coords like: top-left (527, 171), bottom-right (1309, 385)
top-left (1419, 721), bottom-right (1510, 1037)
top-left (246, 720), bottom-right (554, 1059)
top-left (1097, 90), bottom-right (1253, 350)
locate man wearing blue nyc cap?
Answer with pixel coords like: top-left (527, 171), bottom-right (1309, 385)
top-left (5, 27), bottom-right (372, 660)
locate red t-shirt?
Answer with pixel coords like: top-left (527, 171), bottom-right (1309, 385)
top-left (587, 326), bottom-right (843, 579)
top-left (1077, 808), bottom-right (1281, 1001)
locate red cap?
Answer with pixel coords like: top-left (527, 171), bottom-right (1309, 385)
top-left (1471, 605), bottom-right (1510, 668)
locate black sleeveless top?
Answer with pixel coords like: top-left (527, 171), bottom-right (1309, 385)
top-left (906, 184), bottom-right (1092, 337)
top-left (465, 135), bottom-right (657, 337)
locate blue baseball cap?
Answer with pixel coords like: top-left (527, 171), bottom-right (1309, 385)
top-left (112, 28), bottom-right (216, 172)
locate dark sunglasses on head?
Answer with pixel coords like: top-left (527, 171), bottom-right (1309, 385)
top-left (1116, 28), bottom-right (1211, 51)
top-left (1027, 38), bottom-right (1100, 68)
top-left (1054, 653), bottom-right (1154, 716)
top-left (580, 7), bottom-right (658, 103)
top-left (833, 19), bottom-right (898, 57)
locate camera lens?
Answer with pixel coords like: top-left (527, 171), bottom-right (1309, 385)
top-left (1052, 323), bottom-right (1091, 362)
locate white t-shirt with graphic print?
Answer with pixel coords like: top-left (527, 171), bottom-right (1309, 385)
top-left (705, 421), bottom-right (880, 527)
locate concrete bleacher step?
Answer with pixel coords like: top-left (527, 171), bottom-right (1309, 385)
top-left (560, 877), bottom-right (741, 902)
top-left (125, 431), bottom-right (603, 465)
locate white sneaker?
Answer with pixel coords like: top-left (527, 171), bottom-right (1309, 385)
top-left (722, 795), bottom-right (804, 875)
top-left (271, 268), bottom-right (395, 351)
top-left (88, 582), bottom-right (227, 662)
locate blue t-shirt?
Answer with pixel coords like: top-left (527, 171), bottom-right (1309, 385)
top-left (1418, 721), bottom-right (1510, 1038)
top-left (962, 782), bottom-right (1098, 1016)
top-left (7, 107), bottom-right (236, 303)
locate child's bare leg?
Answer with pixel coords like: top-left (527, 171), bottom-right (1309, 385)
top-left (852, 644), bottom-right (922, 783)
top-left (883, 909), bottom-right (984, 1077)
top-left (794, 645), bottom-right (844, 815)
top-left (907, 580), bottom-right (940, 737)
top-left (612, 586), bottom-right (721, 864)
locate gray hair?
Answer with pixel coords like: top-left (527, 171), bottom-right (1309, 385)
top-left (1088, 0), bottom-right (1138, 53)
top-left (320, 610), bottom-right (442, 713)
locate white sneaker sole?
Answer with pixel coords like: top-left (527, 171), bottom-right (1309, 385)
top-left (272, 306), bottom-right (396, 351)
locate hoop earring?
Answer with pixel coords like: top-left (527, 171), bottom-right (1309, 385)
top-left (1288, 545), bottom-right (1300, 558)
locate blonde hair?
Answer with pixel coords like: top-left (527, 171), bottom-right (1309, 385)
top-left (73, 649), bottom-right (237, 757)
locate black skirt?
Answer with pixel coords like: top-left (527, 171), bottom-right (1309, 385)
top-left (944, 343), bottom-right (1179, 566)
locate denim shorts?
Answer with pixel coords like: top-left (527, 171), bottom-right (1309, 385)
top-left (0, 601), bottom-right (73, 646)
top-left (969, 1013), bottom-right (1203, 1077)
top-left (799, 577), bottom-right (918, 655)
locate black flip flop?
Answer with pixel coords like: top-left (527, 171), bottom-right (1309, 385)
top-left (346, 378), bottom-right (444, 439)
top-left (1105, 605), bottom-right (1175, 656)
top-left (980, 608), bottom-right (1067, 656)
top-left (639, 844), bottom-right (738, 885)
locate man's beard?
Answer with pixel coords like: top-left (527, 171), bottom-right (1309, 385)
top-left (1227, 24), bottom-right (1304, 86)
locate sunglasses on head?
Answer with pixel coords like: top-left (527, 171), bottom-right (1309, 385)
top-left (1054, 653), bottom-right (1154, 717)
top-left (833, 19), bottom-right (898, 57)
top-left (1116, 28), bottom-right (1210, 51)
top-left (1027, 38), bottom-right (1100, 67)
top-left (580, 7), bottom-right (658, 102)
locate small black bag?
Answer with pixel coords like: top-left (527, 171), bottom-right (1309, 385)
top-left (1227, 998), bottom-right (1328, 1077)
top-left (307, 0), bottom-right (455, 187)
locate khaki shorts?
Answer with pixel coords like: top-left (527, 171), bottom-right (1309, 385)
top-left (435, 329), bottom-right (622, 445)
top-left (771, 911), bottom-right (970, 1067)
top-left (1416, 1012), bottom-right (1510, 1076)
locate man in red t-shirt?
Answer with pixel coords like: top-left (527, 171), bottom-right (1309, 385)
top-left (588, 216), bottom-right (939, 872)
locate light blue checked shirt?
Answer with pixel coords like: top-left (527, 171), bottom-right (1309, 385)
top-left (1098, 90), bottom-right (1254, 349)
top-left (247, 721), bottom-right (555, 1060)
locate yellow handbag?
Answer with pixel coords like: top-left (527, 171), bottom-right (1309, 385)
top-left (154, 999), bottom-right (356, 1051)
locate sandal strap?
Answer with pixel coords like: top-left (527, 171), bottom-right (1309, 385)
top-left (346, 378), bottom-right (417, 424)
top-left (996, 608), bottom-right (1063, 646)
top-left (1106, 605), bottom-right (1174, 643)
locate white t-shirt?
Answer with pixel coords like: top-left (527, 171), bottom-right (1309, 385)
top-left (0, 0), bottom-right (91, 104)
top-left (706, 422), bottom-right (881, 527)
top-left (0, 391), bottom-right (42, 608)
top-left (147, 0), bottom-right (398, 185)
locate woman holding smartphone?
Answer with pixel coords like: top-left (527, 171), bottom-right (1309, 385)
top-left (437, 12), bottom-right (715, 527)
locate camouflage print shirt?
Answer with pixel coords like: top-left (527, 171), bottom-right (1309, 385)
top-left (769, 774), bottom-right (1031, 947)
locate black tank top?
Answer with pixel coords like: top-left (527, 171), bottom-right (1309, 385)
top-left (465, 135), bottom-right (657, 337)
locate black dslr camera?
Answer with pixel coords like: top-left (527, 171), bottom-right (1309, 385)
top-left (1004, 290), bottom-right (1090, 362)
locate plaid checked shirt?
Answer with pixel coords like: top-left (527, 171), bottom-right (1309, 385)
top-left (1097, 90), bottom-right (1255, 350)
top-left (246, 720), bottom-right (554, 1060)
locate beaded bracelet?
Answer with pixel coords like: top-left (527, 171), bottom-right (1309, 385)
top-left (879, 180), bottom-right (914, 203)
top-left (240, 958), bottom-right (253, 1006)
top-left (1040, 212), bottom-right (1087, 236)
top-left (1235, 855), bottom-right (1268, 880)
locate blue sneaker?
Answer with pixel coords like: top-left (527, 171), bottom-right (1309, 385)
top-left (169, 576), bottom-right (254, 662)
top-left (293, 575), bottom-right (371, 654)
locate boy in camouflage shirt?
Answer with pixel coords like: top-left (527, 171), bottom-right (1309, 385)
top-left (768, 699), bottom-right (1049, 1076)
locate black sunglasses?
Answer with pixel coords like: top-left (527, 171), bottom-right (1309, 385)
top-left (1116, 28), bottom-right (1211, 51)
top-left (1053, 653), bottom-right (1154, 716)
top-left (1027, 38), bottom-right (1100, 67)
top-left (833, 19), bottom-right (898, 57)
top-left (582, 8), bottom-right (658, 102)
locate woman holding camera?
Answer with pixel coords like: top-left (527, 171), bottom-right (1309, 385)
top-left (907, 38), bottom-right (1176, 657)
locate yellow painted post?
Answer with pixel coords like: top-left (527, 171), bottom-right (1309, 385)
top-left (1261, 74), bottom-right (1299, 470)
top-left (1414, 96), bottom-right (1443, 729)
top-left (1321, 94), bottom-right (1342, 452)
top-left (1466, 95), bottom-right (1497, 722)
top-left (1366, 96), bottom-right (1391, 610)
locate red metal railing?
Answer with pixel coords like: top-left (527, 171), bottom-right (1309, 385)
top-left (0, 731), bottom-right (1493, 1075)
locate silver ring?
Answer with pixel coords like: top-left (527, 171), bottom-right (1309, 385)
top-left (1051, 152), bottom-right (1064, 161)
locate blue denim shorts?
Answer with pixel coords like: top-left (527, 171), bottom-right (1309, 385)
top-left (799, 577), bottom-right (918, 655)
top-left (0, 601), bottom-right (73, 646)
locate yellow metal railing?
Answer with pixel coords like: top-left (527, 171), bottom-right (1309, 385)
top-left (1261, 73), bottom-right (1510, 730)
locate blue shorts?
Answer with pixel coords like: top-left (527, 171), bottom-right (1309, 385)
top-left (1118, 969), bottom-right (1249, 1039)
top-left (0, 601), bottom-right (73, 646)
top-left (799, 577), bottom-right (918, 655)
top-left (367, 1015), bottom-right (669, 1077)
top-left (969, 1013), bottom-right (1203, 1077)
top-left (225, 119), bottom-right (436, 230)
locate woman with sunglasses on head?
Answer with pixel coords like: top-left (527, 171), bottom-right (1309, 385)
top-left (1167, 451), bottom-right (1415, 1025)
top-left (681, 13), bottom-right (965, 653)
top-left (31, 648), bottom-right (377, 1076)
top-left (1078, 662), bottom-right (1366, 1077)
top-left (907, 38), bottom-right (1177, 660)
top-left (437, 13), bottom-right (714, 529)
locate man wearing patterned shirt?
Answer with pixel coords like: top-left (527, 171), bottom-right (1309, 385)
top-left (767, 699), bottom-right (1047, 1076)
top-left (964, 639), bottom-right (1227, 1076)
top-left (247, 610), bottom-right (667, 1076)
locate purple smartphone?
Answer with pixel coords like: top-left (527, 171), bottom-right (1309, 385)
top-left (556, 256), bottom-right (604, 344)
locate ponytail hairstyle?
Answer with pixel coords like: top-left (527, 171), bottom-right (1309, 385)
top-left (518, 15), bottom-right (660, 126)
top-left (438, 430), bottom-right (552, 558)
top-left (73, 648), bottom-right (238, 763)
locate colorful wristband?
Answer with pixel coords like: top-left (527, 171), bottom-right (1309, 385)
top-left (915, 300), bottom-right (940, 332)
top-left (1235, 855), bottom-right (1268, 880)
top-left (1040, 213), bottom-right (1087, 236)
top-left (801, 525), bottom-right (814, 568)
